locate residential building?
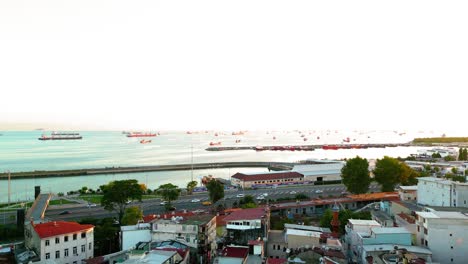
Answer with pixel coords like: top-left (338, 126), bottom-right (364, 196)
top-left (230, 172), bottom-right (304, 189)
top-left (217, 246), bottom-right (249, 264)
top-left (360, 244), bottom-right (432, 264)
top-left (284, 224), bottom-right (332, 249)
top-left (266, 230), bottom-right (287, 259)
top-left (344, 219), bottom-right (421, 263)
top-left (150, 214), bottom-right (216, 264)
top-left (120, 222), bottom-right (151, 250)
top-left (224, 207), bottom-right (270, 245)
top-left (417, 177), bottom-right (468, 207)
top-left (24, 220), bottom-right (94, 264)
top-left (415, 210), bottom-right (468, 264)
top-left (398, 185), bottom-right (418, 201)
top-left (121, 249), bottom-right (187, 264)
top-left (291, 162), bottom-right (344, 183)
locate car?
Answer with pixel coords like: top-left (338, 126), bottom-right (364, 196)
top-left (263, 193), bottom-right (269, 197)
top-left (167, 206), bottom-right (176, 211)
top-left (202, 201), bottom-right (212, 206)
top-left (256, 195), bottom-right (265, 200)
top-left (236, 194), bottom-right (245, 198)
top-left (289, 191), bottom-right (297, 194)
top-left (87, 203), bottom-right (97, 207)
top-left (191, 199), bottom-right (201, 203)
top-left (160, 201), bottom-right (168, 206)
top-left (58, 210), bottom-right (70, 215)
top-left (315, 190), bottom-right (323, 194)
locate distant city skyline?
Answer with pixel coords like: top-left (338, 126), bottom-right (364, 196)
top-left (1, 1), bottom-right (467, 132)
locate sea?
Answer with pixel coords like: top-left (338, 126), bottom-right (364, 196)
top-left (0, 130), bottom-right (453, 203)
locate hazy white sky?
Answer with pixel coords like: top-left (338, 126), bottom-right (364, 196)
top-left (1, 1), bottom-right (467, 131)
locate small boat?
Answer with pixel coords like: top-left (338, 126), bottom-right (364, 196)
top-left (127, 132), bottom-right (157, 137)
top-left (303, 138), bottom-right (308, 141)
top-left (214, 133), bottom-right (218, 137)
top-left (235, 139), bottom-right (241, 143)
top-left (317, 136), bottom-right (320, 140)
top-left (209, 142), bottom-right (221, 146)
top-left (273, 137), bottom-right (276, 140)
top-left (140, 139), bottom-right (152, 144)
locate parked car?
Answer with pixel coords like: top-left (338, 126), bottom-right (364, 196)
top-left (289, 191), bottom-right (297, 194)
top-left (263, 193), bottom-right (269, 197)
top-left (191, 199), bottom-right (201, 203)
top-left (315, 190), bottom-right (323, 194)
top-left (59, 210), bottom-right (70, 215)
top-left (236, 194), bottom-right (245, 198)
top-left (256, 195), bottom-right (265, 200)
top-left (202, 201), bottom-right (212, 206)
top-left (160, 201), bottom-right (168, 206)
top-left (87, 203), bottom-right (97, 207)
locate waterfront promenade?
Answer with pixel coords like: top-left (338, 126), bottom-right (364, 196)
top-left (0, 161), bottom-right (320, 179)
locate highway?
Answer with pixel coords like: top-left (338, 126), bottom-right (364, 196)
top-left (45, 183), bottom-right (381, 222)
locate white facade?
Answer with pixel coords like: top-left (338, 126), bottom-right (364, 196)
top-left (398, 185), bottom-right (417, 201)
top-left (415, 211), bottom-right (468, 264)
top-left (120, 223), bottom-right (152, 250)
top-left (418, 177), bottom-right (468, 207)
top-left (226, 219), bottom-right (262, 230)
top-left (25, 222), bottom-right (94, 264)
top-left (292, 163), bottom-right (344, 182)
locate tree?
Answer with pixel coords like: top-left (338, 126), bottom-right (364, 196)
top-left (444, 155), bottom-right (456, 161)
top-left (139, 184), bottom-right (148, 193)
top-left (341, 156), bottom-right (371, 194)
top-left (206, 180), bottom-right (224, 204)
top-left (157, 183), bottom-right (181, 205)
top-left (186, 180), bottom-right (198, 195)
top-left (432, 152), bottom-right (442, 158)
top-left (239, 195), bottom-right (257, 209)
top-left (100, 179), bottom-right (144, 223)
top-left (452, 167), bottom-right (459, 174)
top-left (121, 206), bottom-right (143, 225)
top-left (399, 163), bottom-right (420, 186)
top-left (79, 186), bottom-right (88, 195)
top-left (319, 209), bottom-right (333, 229)
top-left (458, 148), bottom-right (467, 161)
top-left (373, 156), bottom-right (404, 192)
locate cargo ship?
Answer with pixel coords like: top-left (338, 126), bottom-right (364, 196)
top-left (38, 133), bottom-right (82, 140)
top-left (126, 132), bottom-right (157, 137)
top-left (52, 131), bottom-right (80, 136)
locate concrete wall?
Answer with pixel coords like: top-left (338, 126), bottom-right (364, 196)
top-left (454, 184), bottom-right (468, 207)
top-left (121, 229), bottom-right (151, 250)
top-left (416, 217), bottom-right (468, 264)
top-left (418, 180), bottom-right (452, 207)
top-left (287, 234), bottom-right (320, 249)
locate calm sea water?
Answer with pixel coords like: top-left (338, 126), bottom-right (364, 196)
top-left (0, 130), bottom-right (446, 203)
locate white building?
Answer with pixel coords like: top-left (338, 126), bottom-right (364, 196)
top-left (25, 220), bottom-right (94, 264)
top-left (292, 162), bottom-right (344, 183)
top-left (398, 185), bottom-right (417, 201)
top-left (415, 210), bottom-right (468, 264)
top-left (417, 177), bottom-right (468, 207)
top-left (122, 249), bottom-right (187, 264)
top-left (120, 222), bottom-right (151, 250)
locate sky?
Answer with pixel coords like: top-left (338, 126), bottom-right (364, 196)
top-left (1, 0), bottom-right (467, 132)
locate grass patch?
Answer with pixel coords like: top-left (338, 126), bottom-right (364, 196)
top-left (80, 195), bottom-right (103, 204)
top-left (413, 137), bottom-right (468, 144)
top-left (49, 199), bottom-right (78, 205)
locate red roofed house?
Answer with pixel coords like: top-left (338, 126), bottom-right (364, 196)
top-left (218, 246), bottom-right (249, 264)
top-left (25, 220), bottom-right (94, 264)
top-left (231, 171), bottom-right (304, 189)
top-left (223, 207), bottom-right (270, 245)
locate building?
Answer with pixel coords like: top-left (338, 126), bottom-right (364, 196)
top-left (284, 224), bottom-right (332, 249)
top-left (150, 214), bottom-right (217, 264)
top-left (417, 177), bottom-right (468, 207)
top-left (120, 222), bottom-right (152, 250)
top-left (291, 162), bottom-right (344, 183)
top-left (25, 220), bottom-right (94, 264)
top-left (217, 246), bottom-right (249, 264)
top-left (121, 249), bottom-right (188, 264)
top-left (230, 172), bottom-right (304, 189)
top-left (415, 210), bottom-right (468, 264)
top-left (224, 207), bottom-right (270, 245)
top-left (345, 219), bottom-right (431, 263)
top-left (398, 185), bottom-right (418, 201)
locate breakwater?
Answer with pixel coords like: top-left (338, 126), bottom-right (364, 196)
top-left (0, 161), bottom-right (314, 179)
top-left (206, 143), bottom-right (412, 151)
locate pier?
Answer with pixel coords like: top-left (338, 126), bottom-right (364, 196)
top-left (0, 161), bottom-right (334, 179)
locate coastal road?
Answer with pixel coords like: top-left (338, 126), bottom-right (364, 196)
top-left (44, 183), bottom-right (381, 221)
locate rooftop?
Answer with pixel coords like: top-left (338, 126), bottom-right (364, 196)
top-left (224, 208), bottom-right (268, 222)
top-left (150, 212), bottom-right (214, 225)
top-left (284, 223), bottom-right (331, 233)
top-left (220, 246), bottom-right (249, 259)
top-left (399, 185), bottom-right (418, 191)
top-left (348, 219), bottom-right (381, 226)
top-left (122, 250), bottom-right (177, 264)
top-left (231, 171), bottom-right (304, 182)
top-left (372, 227), bottom-right (411, 235)
top-left (362, 244), bottom-right (432, 255)
top-left (268, 230), bottom-right (286, 244)
top-left (397, 213), bottom-right (416, 224)
top-left (33, 221), bottom-right (94, 239)
top-left (266, 258), bottom-right (288, 264)
top-left (371, 210), bottom-right (392, 222)
top-left (416, 211), bottom-right (468, 220)
top-left (286, 228), bottom-right (322, 238)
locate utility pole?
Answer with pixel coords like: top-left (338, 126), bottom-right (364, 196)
top-left (7, 170), bottom-right (11, 205)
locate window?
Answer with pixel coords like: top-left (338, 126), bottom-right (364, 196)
top-left (73, 247), bottom-right (77, 255)
top-left (89, 243), bottom-right (92, 250)
top-left (45, 240), bottom-right (50, 246)
top-left (55, 250), bottom-right (60, 259)
top-left (65, 248), bottom-right (69, 257)
top-left (81, 232), bottom-right (86, 238)
top-left (424, 228), bottom-right (428, 235)
top-left (425, 240), bottom-right (428, 247)
top-left (451, 246), bottom-right (454, 249)
top-left (55, 237), bottom-right (60, 244)
top-left (273, 245), bottom-right (276, 250)
top-left (46, 253), bottom-right (50, 259)
top-left (417, 225), bottom-right (420, 232)
top-left (81, 245), bottom-right (85, 253)
top-left (450, 233), bottom-right (453, 236)
top-left (73, 234), bottom-right (77, 240)
top-left (186, 236), bottom-right (190, 243)
top-left (73, 262), bottom-right (77, 264)
top-left (64, 236), bottom-right (69, 242)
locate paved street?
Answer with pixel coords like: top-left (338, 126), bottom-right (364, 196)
top-left (44, 183), bottom-right (381, 221)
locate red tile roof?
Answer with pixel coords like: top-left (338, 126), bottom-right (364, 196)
top-left (231, 172), bottom-right (303, 182)
top-left (143, 214), bottom-right (158, 223)
top-left (223, 208), bottom-right (268, 222)
top-left (221, 246), bottom-right (249, 259)
top-left (33, 221), bottom-right (94, 239)
top-left (267, 258), bottom-right (288, 264)
top-left (397, 213), bottom-right (416, 224)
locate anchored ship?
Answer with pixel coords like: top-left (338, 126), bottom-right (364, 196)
top-left (38, 133), bottom-right (82, 140)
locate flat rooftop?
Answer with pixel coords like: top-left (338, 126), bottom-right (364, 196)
top-left (416, 211), bottom-right (468, 220)
top-left (372, 227), bottom-right (411, 235)
top-left (348, 219), bottom-right (380, 226)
